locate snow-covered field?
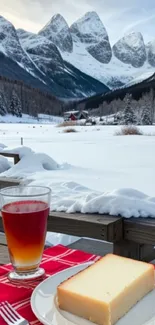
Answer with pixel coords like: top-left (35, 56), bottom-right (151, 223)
top-left (0, 114), bottom-right (63, 124)
top-left (0, 123), bottom-right (155, 218)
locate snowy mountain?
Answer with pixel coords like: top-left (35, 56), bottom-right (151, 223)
top-left (37, 11), bottom-right (155, 89)
top-left (70, 11), bottom-right (112, 64)
top-left (36, 11), bottom-right (155, 89)
top-left (113, 32), bottom-right (146, 68)
top-left (39, 14), bottom-right (73, 53)
top-left (1, 10), bottom-right (155, 98)
top-left (0, 16), bottom-right (44, 80)
top-left (0, 51), bottom-right (52, 94)
top-left (17, 29), bottom-right (65, 75)
top-left (62, 40), bottom-right (155, 89)
top-left (17, 28), bottom-right (108, 98)
top-left (0, 16), bottom-right (108, 99)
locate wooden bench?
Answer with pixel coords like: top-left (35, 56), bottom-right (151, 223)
top-left (1, 212), bottom-right (155, 264)
top-left (0, 152), bottom-right (20, 165)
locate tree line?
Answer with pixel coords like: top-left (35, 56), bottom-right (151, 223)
top-left (0, 76), bottom-right (64, 117)
top-left (88, 90), bottom-right (155, 125)
top-left (119, 93), bottom-right (152, 125)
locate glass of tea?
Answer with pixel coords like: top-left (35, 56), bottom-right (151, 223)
top-left (0, 185), bottom-right (51, 282)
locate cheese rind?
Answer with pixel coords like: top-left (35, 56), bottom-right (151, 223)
top-left (57, 254), bottom-right (154, 325)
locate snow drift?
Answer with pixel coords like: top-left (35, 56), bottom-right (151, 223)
top-left (0, 143), bottom-right (155, 218)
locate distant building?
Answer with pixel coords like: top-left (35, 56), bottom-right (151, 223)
top-left (64, 110), bottom-right (89, 121)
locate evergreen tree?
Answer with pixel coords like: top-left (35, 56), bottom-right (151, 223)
top-left (9, 97), bottom-right (15, 115)
top-left (9, 91), bottom-right (22, 117)
top-left (141, 107), bottom-right (152, 125)
top-left (16, 96), bottom-right (22, 118)
top-left (0, 93), bottom-right (6, 116)
top-left (123, 93), bottom-right (137, 125)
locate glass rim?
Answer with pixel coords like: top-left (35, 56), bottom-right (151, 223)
top-left (0, 185), bottom-right (51, 198)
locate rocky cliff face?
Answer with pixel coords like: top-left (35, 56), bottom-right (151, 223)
top-left (39, 14), bottom-right (73, 53)
top-left (0, 16), bottom-right (40, 77)
top-left (112, 32), bottom-right (146, 68)
top-left (17, 29), bottom-right (65, 75)
top-left (70, 12), bottom-right (112, 64)
top-left (147, 40), bottom-right (155, 67)
top-left (15, 24), bottom-right (109, 98)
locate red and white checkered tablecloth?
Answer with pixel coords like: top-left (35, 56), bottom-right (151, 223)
top-left (0, 245), bottom-right (100, 325)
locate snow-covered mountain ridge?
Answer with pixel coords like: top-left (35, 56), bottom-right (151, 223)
top-left (29, 11), bottom-right (155, 88)
top-left (1, 10), bottom-right (155, 94)
top-left (0, 15), bottom-right (108, 99)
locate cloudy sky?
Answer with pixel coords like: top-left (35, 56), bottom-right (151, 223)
top-left (1, 0), bottom-right (155, 44)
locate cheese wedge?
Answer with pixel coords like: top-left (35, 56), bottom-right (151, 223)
top-left (57, 254), bottom-right (154, 325)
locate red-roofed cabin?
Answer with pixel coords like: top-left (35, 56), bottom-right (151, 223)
top-left (64, 110), bottom-right (88, 121)
top-left (70, 113), bottom-right (77, 121)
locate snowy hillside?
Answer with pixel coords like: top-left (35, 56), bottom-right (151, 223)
top-left (62, 41), bottom-right (155, 88)
top-left (125, 71), bottom-right (155, 87)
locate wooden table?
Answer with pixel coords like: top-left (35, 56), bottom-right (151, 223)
top-left (1, 212), bottom-right (155, 265)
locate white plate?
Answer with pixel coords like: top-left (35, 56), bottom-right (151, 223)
top-left (31, 263), bottom-right (155, 325)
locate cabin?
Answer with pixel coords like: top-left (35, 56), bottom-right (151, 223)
top-left (64, 110), bottom-right (89, 121)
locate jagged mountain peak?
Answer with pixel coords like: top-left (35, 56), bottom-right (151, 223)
top-left (15, 23), bottom-right (108, 98)
top-left (76, 11), bottom-right (105, 26)
top-left (17, 28), bottom-right (54, 51)
top-left (113, 31), bottom-right (146, 68)
top-left (0, 15), bottom-right (13, 27)
top-left (0, 16), bottom-right (55, 85)
top-left (17, 29), bottom-right (38, 49)
top-left (123, 31), bottom-right (145, 49)
top-left (41, 14), bottom-right (68, 34)
top-left (51, 13), bottom-right (67, 25)
top-left (79, 11), bottom-right (102, 21)
top-left (18, 28), bottom-right (64, 71)
top-left (39, 13), bottom-right (73, 53)
top-left (70, 11), bottom-right (109, 42)
top-left (17, 27), bottom-right (64, 68)
top-left (0, 16), bottom-right (30, 66)
top-left (0, 15), bottom-right (18, 45)
top-left (1, 11), bottom-right (155, 101)
top-left (70, 11), bottom-right (111, 64)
